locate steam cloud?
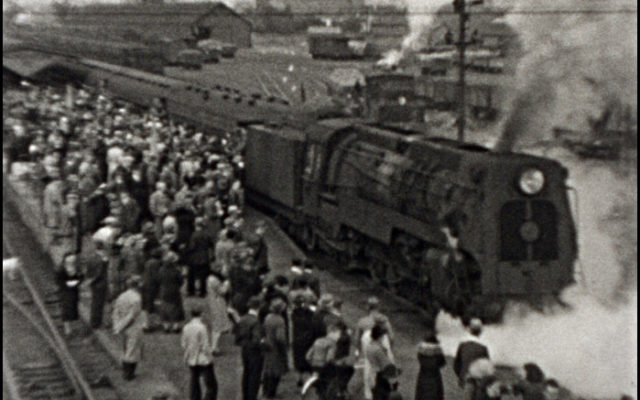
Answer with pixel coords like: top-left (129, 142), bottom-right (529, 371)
top-left (373, 0), bottom-right (452, 68)
top-left (494, 0), bottom-right (637, 151)
top-left (437, 159), bottom-right (637, 399)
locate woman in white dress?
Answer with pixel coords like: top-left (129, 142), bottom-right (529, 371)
top-left (205, 270), bottom-right (233, 353)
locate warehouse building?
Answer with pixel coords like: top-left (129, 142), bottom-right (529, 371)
top-left (51, 1), bottom-right (252, 48)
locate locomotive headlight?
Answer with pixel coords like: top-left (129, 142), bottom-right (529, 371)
top-left (518, 169), bottom-right (545, 195)
top-left (398, 96), bottom-right (407, 105)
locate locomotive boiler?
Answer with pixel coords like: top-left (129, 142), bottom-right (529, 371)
top-left (6, 57), bottom-right (577, 320)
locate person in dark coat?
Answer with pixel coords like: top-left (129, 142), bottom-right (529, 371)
top-left (87, 227), bottom-right (114, 329)
top-left (512, 363), bottom-right (546, 400)
top-left (290, 292), bottom-right (315, 386)
top-left (119, 191), bottom-right (141, 233)
top-left (233, 297), bottom-right (264, 400)
top-left (262, 298), bottom-right (288, 399)
top-left (453, 318), bottom-right (490, 387)
top-left (187, 217), bottom-right (212, 297)
top-left (129, 166), bottom-right (150, 220)
top-left (248, 220), bottom-right (269, 276)
top-left (229, 261), bottom-right (262, 316)
top-left (414, 327), bottom-right (446, 400)
top-left (142, 245), bottom-right (163, 317)
top-left (157, 251), bottom-right (185, 332)
top-left (311, 294), bottom-right (335, 343)
top-left (56, 253), bottom-right (83, 336)
top-left (84, 184), bottom-right (110, 234)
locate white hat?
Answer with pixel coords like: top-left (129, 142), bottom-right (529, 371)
top-left (92, 226), bottom-right (116, 244)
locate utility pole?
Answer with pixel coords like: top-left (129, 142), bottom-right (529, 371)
top-left (454, 0), bottom-right (467, 142)
top-left (453, 0), bottom-right (482, 142)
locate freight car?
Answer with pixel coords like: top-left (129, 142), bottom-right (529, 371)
top-left (420, 77), bottom-right (500, 121)
top-left (9, 58), bottom-right (576, 320)
top-left (307, 29), bottom-right (373, 60)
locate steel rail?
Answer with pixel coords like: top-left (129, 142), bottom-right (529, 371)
top-left (2, 236), bottom-right (98, 400)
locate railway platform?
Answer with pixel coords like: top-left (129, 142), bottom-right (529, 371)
top-left (4, 164), bottom-right (470, 400)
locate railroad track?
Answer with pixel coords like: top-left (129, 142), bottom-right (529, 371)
top-left (3, 195), bottom-right (120, 400)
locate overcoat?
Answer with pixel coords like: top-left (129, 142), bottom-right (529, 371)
top-left (158, 264), bottom-right (185, 322)
top-left (414, 340), bottom-right (446, 400)
top-left (112, 288), bottom-right (146, 363)
top-left (206, 274), bottom-right (232, 334)
top-left (56, 269), bottom-right (83, 322)
top-left (43, 179), bottom-right (64, 229)
top-left (262, 312), bottom-right (288, 377)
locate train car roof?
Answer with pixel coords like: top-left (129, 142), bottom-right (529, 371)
top-left (246, 122), bottom-right (306, 142)
top-left (3, 50), bottom-right (72, 79)
top-left (80, 59), bottom-right (183, 87)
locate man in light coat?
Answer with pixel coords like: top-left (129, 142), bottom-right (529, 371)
top-left (182, 305), bottom-right (218, 400)
top-left (112, 275), bottom-right (146, 380)
top-left (357, 297), bottom-right (395, 400)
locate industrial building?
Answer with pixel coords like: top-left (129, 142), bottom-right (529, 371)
top-left (50, 1), bottom-right (253, 48)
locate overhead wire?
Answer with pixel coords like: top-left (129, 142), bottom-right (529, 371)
top-left (19, 9), bottom-right (638, 17)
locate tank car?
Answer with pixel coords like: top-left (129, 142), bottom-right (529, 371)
top-left (29, 58), bottom-right (576, 321)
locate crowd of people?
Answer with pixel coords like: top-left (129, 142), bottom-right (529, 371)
top-left (4, 81), bottom-right (580, 400)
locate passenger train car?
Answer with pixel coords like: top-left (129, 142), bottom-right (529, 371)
top-left (6, 56), bottom-right (577, 320)
top-left (11, 29), bottom-right (165, 74)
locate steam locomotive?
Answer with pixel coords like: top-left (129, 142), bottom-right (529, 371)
top-left (12, 57), bottom-right (577, 320)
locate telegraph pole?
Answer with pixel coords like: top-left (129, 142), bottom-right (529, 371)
top-left (454, 0), bottom-right (467, 142)
top-left (453, 0), bottom-right (482, 142)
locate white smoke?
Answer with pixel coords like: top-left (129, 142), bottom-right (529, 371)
top-left (437, 159), bottom-right (638, 399)
top-left (374, 0), bottom-right (452, 67)
top-left (495, 0), bottom-right (637, 151)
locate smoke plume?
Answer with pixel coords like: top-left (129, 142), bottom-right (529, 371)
top-left (494, 0), bottom-right (637, 151)
top-left (437, 158), bottom-right (637, 399)
top-left (373, 0), bottom-right (452, 68)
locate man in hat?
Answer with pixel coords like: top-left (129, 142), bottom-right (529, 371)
top-left (357, 297), bottom-right (394, 400)
top-left (262, 298), bottom-right (288, 399)
top-left (181, 304), bottom-right (218, 400)
top-left (149, 181), bottom-right (172, 239)
top-left (234, 297), bottom-right (264, 400)
top-left (311, 294), bottom-right (335, 343)
top-left (87, 226), bottom-right (116, 328)
top-left (365, 324), bottom-right (396, 400)
top-left (58, 191), bottom-right (81, 254)
top-left (356, 297), bottom-right (394, 353)
top-left (119, 191), bottom-right (141, 234)
top-left (112, 275), bottom-right (146, 380)
top-left (247, 220), bottom-right (269, 277)
top-left (186, 216), bottom-right (212, 297)
top-left (453, 318), bottom-right (490, 388)
top-left (215, 229), bottom-right (236, 277)
top-left (42, 167), bottom-right (65, 233)
top-left (303, 261), bottom-right (321, 298)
